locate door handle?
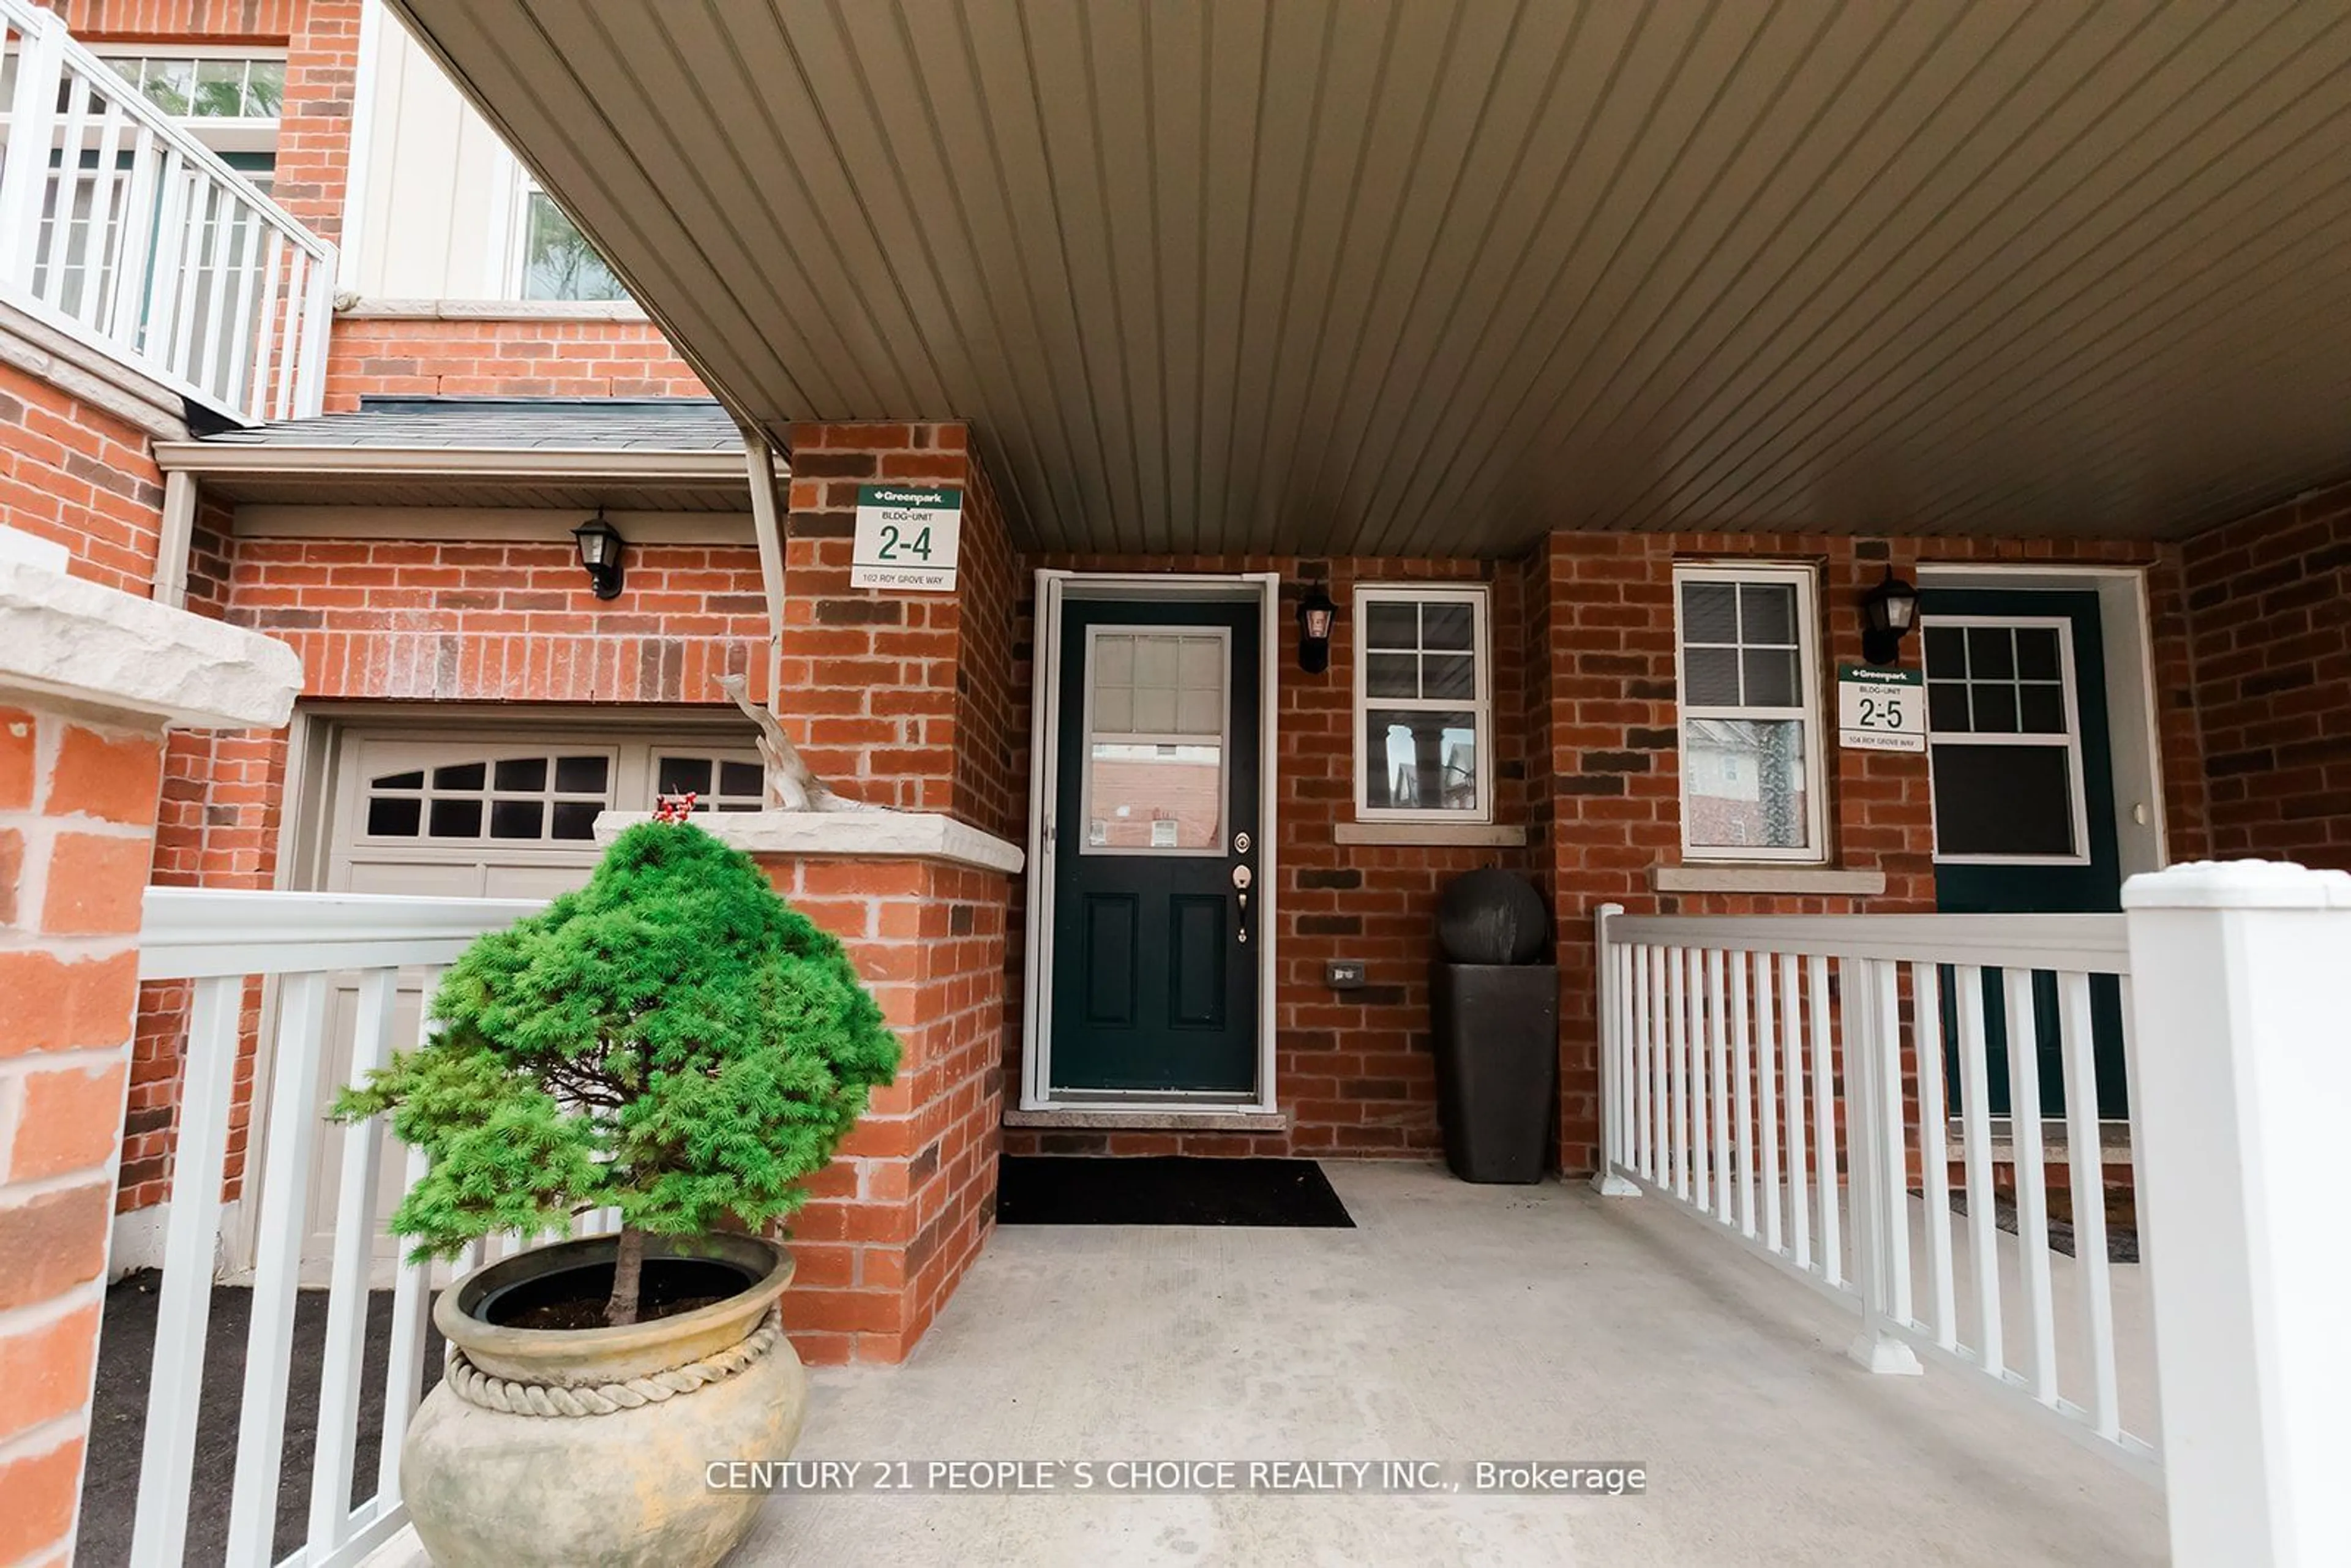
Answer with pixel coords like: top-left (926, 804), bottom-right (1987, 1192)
top-left (1232, 863), bottom-right (1253, 946)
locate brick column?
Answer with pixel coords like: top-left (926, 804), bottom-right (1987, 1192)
top-left (0, 558), bottom-right (298, 1565)
top-left (271, 0), bottom-right (366, 245)
top-left (756, 847), bottom-right (1012, 1364)
top-left (779, 423), bottom-right (1019, 838)
top-left (693, 420), bottom-right (1027, 1363)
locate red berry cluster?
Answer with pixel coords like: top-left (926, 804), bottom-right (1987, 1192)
top-left (651, 791), bottom-right (700, 823)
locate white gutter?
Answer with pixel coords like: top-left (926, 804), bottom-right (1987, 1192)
top-left (149, 441), bottom-right (774, 482)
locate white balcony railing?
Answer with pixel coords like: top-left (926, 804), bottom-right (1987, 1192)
top-left (1594, 863), bottom-right (2351, 1564)
top-left (131, 888), bottom-right (542, 1568)
top-left (1592, 906), bottom-right (2155, 1471)
top-left (0, 0), bottom-right (332, 424)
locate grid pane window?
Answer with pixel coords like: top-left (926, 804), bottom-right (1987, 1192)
top-left (364, 752), bottom-right (615, 844)
top-left (1674, 566), bottom-right (1823, 860)
top-left (1925, 624), bottom-right (2068, 737)
top-left (1355, 587), bottom-right (1491, 820)
top-left (106, 55), bottom-right (285, 119)
top-left (1925, 619), bottom-right (2083, 860)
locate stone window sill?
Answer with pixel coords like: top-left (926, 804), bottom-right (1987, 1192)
top-left (338, 297), bottom-right (652, 323)
top-left (1005, 1106), bottom-right (1290, 1133)
top-left (1332, 822), bottom-right (1529, 848)
top-left (1649, 865), bottom-right (1886, 896)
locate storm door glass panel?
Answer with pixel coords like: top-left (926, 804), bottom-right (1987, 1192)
top-left (1082, 629), bottom-right (1226, 853)
top-left (1924, 618), bottom-right (2086, 861)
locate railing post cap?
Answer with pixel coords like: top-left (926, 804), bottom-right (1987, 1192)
top-left (2121, 859), bottom-right (2351, 912)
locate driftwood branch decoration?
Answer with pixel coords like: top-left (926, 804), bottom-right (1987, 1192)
top-left (713, 672), bottom-right (884, 812)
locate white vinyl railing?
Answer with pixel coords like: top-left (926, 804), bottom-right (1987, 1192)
top-left (131, 888), bottom-right (541, 1568)
top-left (1, 0), bottom-right (332, 424)
top-left (1593, 904), bottom-right (2158, 1477)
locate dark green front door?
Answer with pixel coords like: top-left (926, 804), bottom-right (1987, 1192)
top-left (1049, 599), bottom-right (1261, 1094)
top-left (1923, 588), bottom-right (2127, 1118)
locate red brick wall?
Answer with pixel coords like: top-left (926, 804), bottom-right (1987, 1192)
top-left (2180, 478), bottom-right (2351, 871)
top-left (1534, 531), bottom-right (2206, 1174)
top-left (0, 364), bottom-right (167, 596)
top-left (1002, 553), bottom-right (1532, 1161)
top-left (227, 536), bottom-right (769, 705)
top-left (269, 0), bottom-right (360, 242)
top-left (0, 698), bottom-right (167, 1567)
top-left (754, 855), bottom-right (1007, 1365)
top-left (120, 503), bottom-right (265, 1212)
top-left (948, 450), bottom-right (1021, 843)
top-left (51, 1), bottom-right (299, 39)
top-left (781, 423), bottom-right (1020, 833)
top-left (323, 317), bottom-right (709, 410)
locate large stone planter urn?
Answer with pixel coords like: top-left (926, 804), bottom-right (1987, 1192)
top-left (403, 1232), bottom-right (806, 1568)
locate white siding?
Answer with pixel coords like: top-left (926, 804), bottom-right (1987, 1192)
top-left (350, 4), bottom-right (521, 300)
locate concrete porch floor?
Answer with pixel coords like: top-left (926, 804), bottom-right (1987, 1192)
top-left (367, 1162), bottom-right (2165, 1566)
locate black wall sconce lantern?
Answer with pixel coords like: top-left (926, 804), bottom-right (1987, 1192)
top-left (1860, 568), bottom-right (1919, 666)
top-left (1297, 580), bottom-right (1338, 674)
top-left (572, 512), bottom-right (627, 600)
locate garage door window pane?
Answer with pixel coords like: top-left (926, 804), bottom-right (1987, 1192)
top-left (551, 801), bottom-right (601, 840)
top-left (654, 755), bottom-right (767, 813)
top-left (490, 799), bottom-right (545, 839)
top-left (658, 756), bottom-right (711, 797)
top-left (432, 762), bottom-right (486, 792)
top-left (429, 798), bottom-right (482, 838)
top-left (494, 757), bottom-right (547, 792)
top-left (555, 755), bottom-right (608, 793)
top-left (366, 797), bottom-right (421, 837)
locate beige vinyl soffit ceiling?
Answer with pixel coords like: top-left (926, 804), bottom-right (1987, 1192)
top-left (388, 1), bottom-right (2351, 557)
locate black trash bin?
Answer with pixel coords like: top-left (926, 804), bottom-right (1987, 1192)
top-left (1431, 870), bottom-right (1558, 1184)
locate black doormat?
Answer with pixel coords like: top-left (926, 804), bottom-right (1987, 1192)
top-left (996, 1156), bottom-right (1354, 1228)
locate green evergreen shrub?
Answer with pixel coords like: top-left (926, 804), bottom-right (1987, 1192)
top-left (335, 817), bottom-right (898, 1323)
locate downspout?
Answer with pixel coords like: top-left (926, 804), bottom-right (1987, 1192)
top-left (741, 432), bottom-right (790, 708)
top-left (154, 468), bottom-right (198, 608)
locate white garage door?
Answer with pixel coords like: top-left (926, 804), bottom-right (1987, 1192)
top-left (281, 724), bottom-right (761, 1279)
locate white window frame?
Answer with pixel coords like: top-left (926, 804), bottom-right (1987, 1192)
top-left (1351, 583), bottom-right (1494, 825)
top-left (507, 169), bottom-right (628, 303)
top-left (1672, 561), bottom-right (1829, 864)
top-left (88, 44), bottom-right (287, 157)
